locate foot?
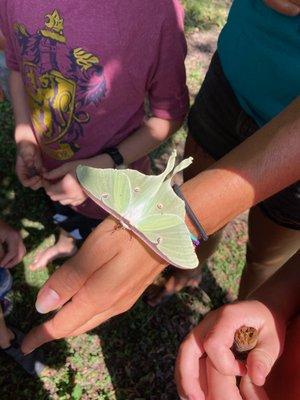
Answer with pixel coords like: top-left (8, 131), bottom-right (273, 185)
top-left (2, 326), bottom-right (46, 376)
top-left (144, 267), bottom-right (202, 307)
top-left (29, 235), bottom-right (77, 271)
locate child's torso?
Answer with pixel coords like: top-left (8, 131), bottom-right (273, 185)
top-left (4, 1), bottom-right (164, 168)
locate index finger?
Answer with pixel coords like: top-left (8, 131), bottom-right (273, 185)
top-left (175, 329), bottom-right (206, 400)
top-left (34, 218), bottom-right (119, 314)
top-left (22, 238), bottom-right (131, 353)
top-left (22, 282), bottom-right (111, 354)
top-left (206, 358), bottom-right (243, 400)
top-left (203, 309), bottom-right (247, 376)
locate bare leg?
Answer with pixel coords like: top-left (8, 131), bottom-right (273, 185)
top-left (146, 135), bottom-right (223, 306)
top-left (239, 206), bottom-right (300, 299)
top-left (29, 228), bottom-right (77, 271)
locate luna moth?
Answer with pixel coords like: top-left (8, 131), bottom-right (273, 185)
top-left (76, 150), bottom-right (199, 269)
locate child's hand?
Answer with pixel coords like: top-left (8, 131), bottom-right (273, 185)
top-left (0, 220), bottom-right (26, 268)
top-left (43, 162), bottom-right (87, 207)
top-left (42, 154), bottom-right (114, 207)
top-left (175, 301), bottom-right (286, 400)
top-left (16, 141), bottom-right (44, 190)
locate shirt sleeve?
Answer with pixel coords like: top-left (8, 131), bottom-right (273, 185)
top-left (0, 0), bottom-right (20, 71)
top-left (147, 0), bottom-right (189, 121)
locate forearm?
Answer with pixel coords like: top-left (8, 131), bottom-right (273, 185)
top-left (82, 117), bottom-right (183, 168)
top-left (9, 70), bottom-right (36, 144)
top-left (249, 251), bottom-right (300, 323)
top-left (183, 97), bottom-right (300, 235)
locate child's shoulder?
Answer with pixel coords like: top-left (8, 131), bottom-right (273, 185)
top-left (117, 0), bottom-right (184, 36)
top-left (118, 0), bottom-right (184, 22)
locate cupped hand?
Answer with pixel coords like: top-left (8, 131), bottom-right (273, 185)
top-left (16, 140), bottom-right (44, 190)
top-left (21, 216), bottom-right (167, 354)
top-left (43, 153), bottom-right (115, 206)
top-left (264, 0), bottom-right (300, 15)
top-left (0, 220), bottom-right (26, 268)
top-left (175, 300), bottom-right (286, 400)
top-left (43, 162), bottom-right (87, 206)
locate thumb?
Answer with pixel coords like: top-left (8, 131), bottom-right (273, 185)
top-left (43, 164), bottom-right (70, 180)
top-left (246, 343), bottom-right (280, 386)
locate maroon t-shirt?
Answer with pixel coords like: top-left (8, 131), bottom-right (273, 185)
top-left (0, 0), bottom-right (189, 218)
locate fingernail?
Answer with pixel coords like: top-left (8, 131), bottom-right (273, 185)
top-left (36, 288), bottom-right (60, 314)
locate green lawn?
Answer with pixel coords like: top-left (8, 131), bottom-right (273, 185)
top-left (0, 2), bottom-right (247, 399)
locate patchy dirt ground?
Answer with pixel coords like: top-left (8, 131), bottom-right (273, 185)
top-left (186, 27), bottom-right (219, 97)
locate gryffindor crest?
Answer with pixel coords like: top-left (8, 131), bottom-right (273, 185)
top-left (15, 9), bottom-right (106, 161)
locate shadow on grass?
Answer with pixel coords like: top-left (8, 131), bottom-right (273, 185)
top-left (0, 260), bottom-right (71, 400)
top-left (0, 101), bottom-right (72, 399)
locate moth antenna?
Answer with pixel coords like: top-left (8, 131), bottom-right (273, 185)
top-left (172, 157), bottom-right (193, 176)
top-left (158, 150), bottom-right (177, 182)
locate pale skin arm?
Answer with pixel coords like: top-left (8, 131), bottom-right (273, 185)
top-left (21, 97), bottom-right (300, 354)
top-left (78, 117), bottom-right (183, 169)
top-left (10, 71), bottom-right (45, 190)
top-left (42, 117), bottom-right (183, 206)
top-left (10, 69), bottom-right (183, 203)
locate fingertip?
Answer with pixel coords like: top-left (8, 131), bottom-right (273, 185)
top-left (36, 287), bottom-right (60, 314)
top-left (248, 362), bottom-right (267, 386)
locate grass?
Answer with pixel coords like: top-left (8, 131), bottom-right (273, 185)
top-left (0, 2), bottom-right (246, 399)
top-left (183, 0), bottom-right (231, 31)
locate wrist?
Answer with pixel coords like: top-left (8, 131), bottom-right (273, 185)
top-left (80, 154), bottom-right (115, 169)
top-left (102, 147), bottom-right (126, 168)
top-left (15, 125), bottom-right (36, 145)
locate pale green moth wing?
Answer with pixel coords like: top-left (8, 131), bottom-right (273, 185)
top-left (119, 150), bottom-right (178, 208)
top-left (121, 152), bottom-right (193, 217)
top-left (76, 166), bottom-right (132, 216)
top-left (139, 179), bottom-right (186, 222)
top-left (136, 214), bottom-right (198, 269)
top-left (76, 150), bottom-right (198, 269)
